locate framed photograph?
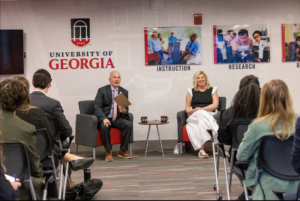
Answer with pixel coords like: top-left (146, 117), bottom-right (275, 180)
top-left (144, 26), bottom-right (202, 66)
top-left (282, 24), bottom-right (300, 62)
top-left (213, 24), bottom-right (270, 64)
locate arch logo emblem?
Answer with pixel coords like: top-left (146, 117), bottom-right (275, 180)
top-left (71, 19), bottom-right (90, 47)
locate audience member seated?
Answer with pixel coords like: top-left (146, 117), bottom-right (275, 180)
top-left (185, 71), bottom-right (219, 158)
top-left (218, 75), bottom-right (260, 156)
top-left (237, 79), bottom-right (300, 200)
top-left (292, 117), bottom-right (300, 175)
top-left (0, 79), bottom-right (44, 200)
top-left (0, 109), bottom-right (22, 200)
top-left (28, 70), bottom-right (94, 187)
top-left (11, 75), bottom-right (95, 172)
top-left (218, 75), bottom-right (260, 200)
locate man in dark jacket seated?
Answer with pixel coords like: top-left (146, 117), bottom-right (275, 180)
top-left (30, 69), bottom-right (95, 187)
top-left (94, 71), bottom-right (132, 162)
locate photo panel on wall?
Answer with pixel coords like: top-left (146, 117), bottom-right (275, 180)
top-left (144, 26), bottom-right (202, 66)
top-left (213, 24), bottom-right (270, 64)
top-left (282, 24), bottom-right (300, 62)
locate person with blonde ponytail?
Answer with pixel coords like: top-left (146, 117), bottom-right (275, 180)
top-left (237, 79), bottom-right (300, 200)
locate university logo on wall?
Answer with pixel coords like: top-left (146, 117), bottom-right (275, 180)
top-left (71, 18), bottom-right (91, 47)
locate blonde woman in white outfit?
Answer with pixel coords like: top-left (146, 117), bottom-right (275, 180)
top-left (185, 71), bottom-right (219, 158)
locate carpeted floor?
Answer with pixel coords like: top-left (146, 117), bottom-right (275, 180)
top-left (71, 149), bottom-right (243, 200)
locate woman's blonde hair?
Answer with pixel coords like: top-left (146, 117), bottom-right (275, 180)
top-left (193, 71), bottom-right (211, 91)
top-left (10, 75), bottom-right (35, 112)
top-left (151, 30), bottom-right (158, 39)
top-left (256, 79), bottom-right (295, 141)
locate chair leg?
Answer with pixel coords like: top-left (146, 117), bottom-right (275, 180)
top-left (26, 178), bottom-right (37, 200)
top-left (229, 149), bottom-right (236, 192)
top-left (180, 142), bottom-right (183, 155)
top-left (75, 144), bottom-right (79, 155)
top-left (50, 156), bottom-right (60, 196)
top-left (58, 163), bottom-right (63, 199)
top-left (212, 141), bottom-right (220, 197)
top-left (129, 144), bottom-right (132, 156)
top-left (93, 148), bottom-right (96, 159)
top-left (223, 149), bottom-right (231, 200)
top-left (63, 149), bottom-right (71, 200)
top-left (243, 180), bottom-right (249, 201)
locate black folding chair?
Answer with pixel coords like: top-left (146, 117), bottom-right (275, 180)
top-left (36, 128), bottom-right (60, 200)
top-left (47, 115), bottom-right (74, 200)
top-left (212, 112), bottom-right (252, 200)
top-left (2, 142), bottom-right (37, 200)
top-left (228, 119), bottom-right (252, 192)
top-left (236, 136), bottom-right (300, 200)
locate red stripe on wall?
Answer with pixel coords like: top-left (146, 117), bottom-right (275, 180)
top-left (144, 28), bottom-right (149, 65)
top-left (213, 26), bottom-right (217, 64)
top-left (282, 24), bottom-right (286, 62)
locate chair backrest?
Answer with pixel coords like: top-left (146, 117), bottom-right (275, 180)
top-left (78, 100), bottom-right (95, 115)
top-left (47, 115), bottom-right (61, 141)
top-left (36, 128), bottom-right (53, 164)
top-left (257, 135), bottom-right (300, 180)
top-left (218, 97), bottom-right (226, 111)
top-left (216, 109), bottom-right (226, 125)
top-left (2, 142), bottom-right (31, 181)
top-left (231, 119), bottom-right (252, 149)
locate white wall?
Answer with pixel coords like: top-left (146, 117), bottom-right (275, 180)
top-left (1, 0), bottom-right (300, 141)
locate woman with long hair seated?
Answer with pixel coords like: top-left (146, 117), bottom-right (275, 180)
top-left (218, 75), bottom-right (260, 152)
top-left (185, 71), bottom-right (219, 158)
top-left (0, 109), bottom-right (22, 200)
top-left (237, 79), bottom-right (300, 200)
top-left (0, 79), bottom-right (44, 200)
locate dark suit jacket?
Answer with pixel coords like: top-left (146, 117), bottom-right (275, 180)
top-left (94, 85), bottom-right (129, 122)
top-left (0, 165), bottom-right (16, 200)
top-left (17, 108), bottom-right (54, 149)
top-left (1, 111), bottom-right (44, 200)
top-left (30, 91), bottom-right (72, 141)
top-left (292, 117), bottom-right (300, 175)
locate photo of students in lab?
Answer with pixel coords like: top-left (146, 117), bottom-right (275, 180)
top-left (214, 24), bottom-right (270, 63)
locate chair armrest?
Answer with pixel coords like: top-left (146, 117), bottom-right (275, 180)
top-left (177, 110), bottom-right (188, 142)
top-left (272, 189), bottom-right (285, 200)
top-left (234, 161), bottom-right (249, 186)
top-left (235, 161), bottom-right (249, 169)
top-left (43, 170), bottom-right (54, 175)
top-left (75, 114), bottom-right (98, 147)
top-left (128, 113), bottom-right (134, 143)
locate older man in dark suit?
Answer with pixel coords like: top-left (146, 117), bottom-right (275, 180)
top-left (95, 71), bottom-right (132, 162)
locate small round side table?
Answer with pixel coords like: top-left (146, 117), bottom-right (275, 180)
top-left (138, 120), bottom-right (169, 157)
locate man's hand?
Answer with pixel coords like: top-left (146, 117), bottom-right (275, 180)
top-left (119, 106), bottom-right (126, 114)
top-left (103, 119), bottom-right (111, 127)
top-left (10, 181), bottom-right (21, 191)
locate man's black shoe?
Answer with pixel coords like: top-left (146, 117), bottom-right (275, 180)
top-left (69, 158), bottom-right (95, 171)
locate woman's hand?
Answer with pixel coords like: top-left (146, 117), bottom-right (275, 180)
top-left (187, 108), bottom-right (196, 115)
top-left (10, 181), bottom-right (21, 191)
top-left (194, 107), bottom-right (203, 111)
